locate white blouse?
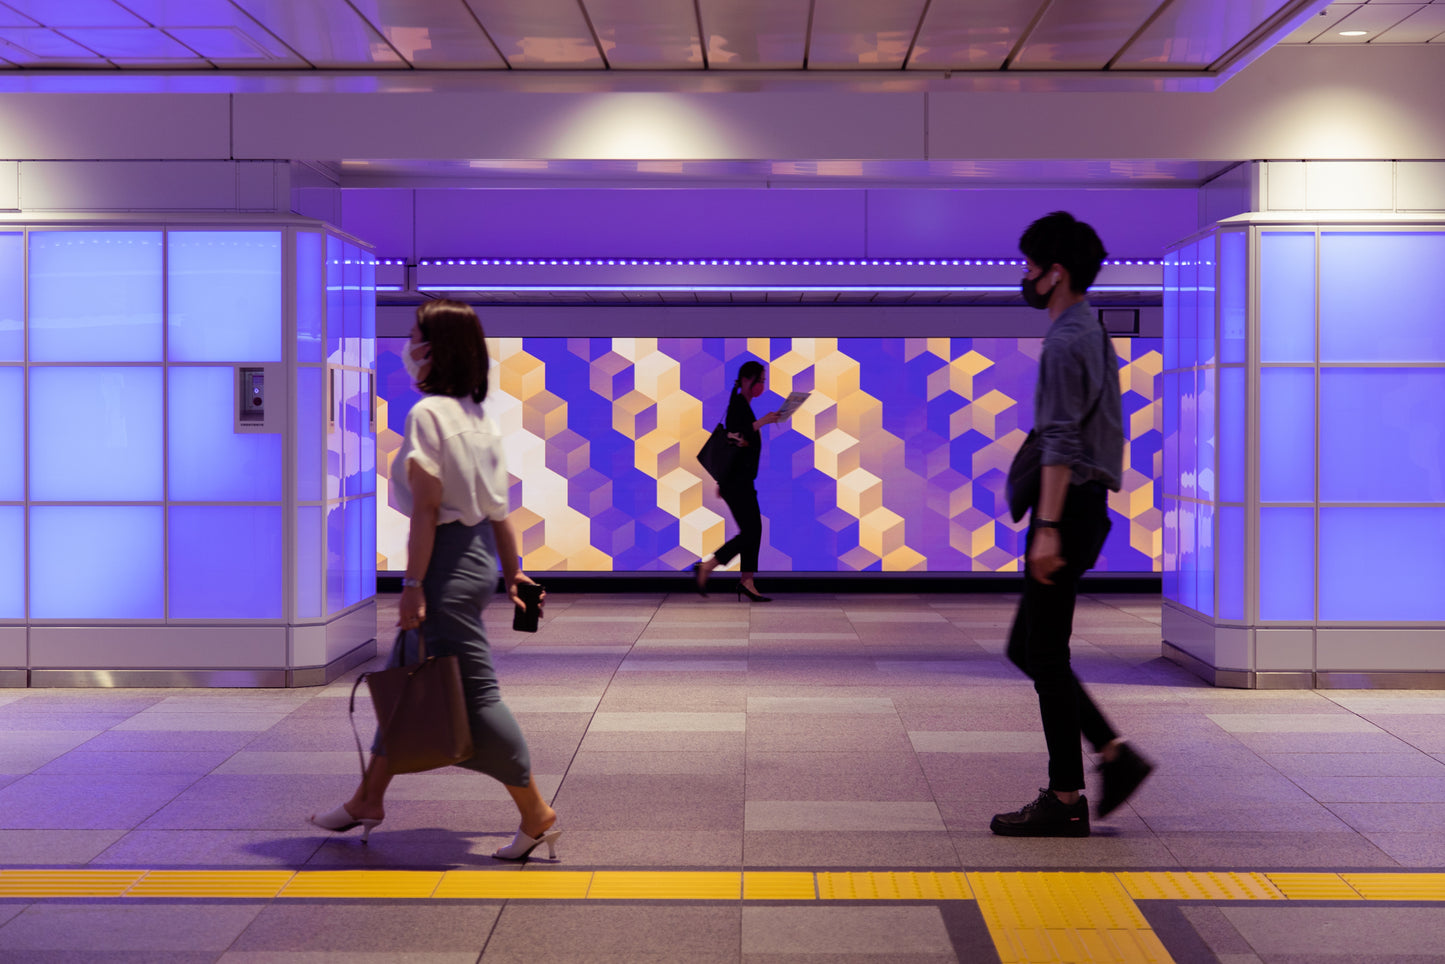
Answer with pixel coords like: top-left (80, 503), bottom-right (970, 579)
top-left (391, 394), bottom-right (509, 526)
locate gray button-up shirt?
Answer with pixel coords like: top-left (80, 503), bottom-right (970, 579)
top-left (1033, 300), bottom-right (1124, 491)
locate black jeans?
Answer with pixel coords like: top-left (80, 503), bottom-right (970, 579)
top-left (1005, 482), bottom-right (1119, 793)
top-left (714, 482), bottom-right (762, 573)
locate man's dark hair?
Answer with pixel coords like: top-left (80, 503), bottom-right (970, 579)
top-left (416, 299), bottom-right (489, 403)
top-left (1019, 211), bottom-right (1108, 293)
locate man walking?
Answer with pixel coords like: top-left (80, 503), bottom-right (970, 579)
top-left (990, 211), bottom-right (1153, 837)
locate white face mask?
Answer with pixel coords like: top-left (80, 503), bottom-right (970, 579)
top-left (402, 341), bottom-right (427, 383)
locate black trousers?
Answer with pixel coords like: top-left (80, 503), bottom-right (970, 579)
top-left (1005, 482), bottom-right (1119, 793)
top-left (714, 482), bottom-right (762, 573)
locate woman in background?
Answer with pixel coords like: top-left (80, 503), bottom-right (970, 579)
top-left (694, 360), bottom-right (780, 602)
top-left (309, 299), bottom-right (559, 861)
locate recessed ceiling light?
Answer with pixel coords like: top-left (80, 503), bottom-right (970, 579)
top-left (1339, 30), bottom-right (1368, 36)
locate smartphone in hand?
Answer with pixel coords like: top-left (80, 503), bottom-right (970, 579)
top-left (512, 582), bottom-right (543, 633)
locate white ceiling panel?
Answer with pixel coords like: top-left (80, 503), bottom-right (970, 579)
top-left (583, 0), bottom-right (702, 69)
top-left (348, 0), bottom-right (505, 68)
top-left (59, 26), bottom-right (200, 59)
top-left (465, 0), bottom-right (603, 67)
top-left (1115, 0), bottom-right (1296, 68)
top-left (808, 0), bottom-right (927, 69)
top-left (1012, 0), bottom-right (1169, 68)
top-left (5, 0), bottom-right (143, 27)
top-left (908, 0), bottom-right (1042, 69)
top-left (1280, 3), bottom-right (1359, 41)
top-left (698, 0), bottom-right (809, 69)
top-left (1376, 3), bottom-right (1445, 42)
top-left (0, 26), bottom-right (106, 61)
top-left (1314, 2), bottom-right (1423, 41)
top-left (230, 0), bottom-right (406, 66)
top-left (164, 27), bottom-right (303, 65)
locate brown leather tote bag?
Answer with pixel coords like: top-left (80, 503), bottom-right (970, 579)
top-left (349, 629), bottom-right (474, 776)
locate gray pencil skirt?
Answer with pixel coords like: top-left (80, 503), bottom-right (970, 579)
top-left (374, 520), bottom-right (532, 787)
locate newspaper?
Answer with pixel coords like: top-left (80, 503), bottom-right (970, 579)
top-left (774, 391), bottom-right (811, 420)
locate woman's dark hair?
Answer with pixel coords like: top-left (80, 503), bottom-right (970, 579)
top-left (1019, 211), bottom-right (1108, 293)
top-left (733, 360), bottom-right (765, 392)
top-left (415, 299), bottom-right (489, 403)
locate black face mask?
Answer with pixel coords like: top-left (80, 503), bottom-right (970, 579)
top-left (1021, 271), bottom-right (1056, 310)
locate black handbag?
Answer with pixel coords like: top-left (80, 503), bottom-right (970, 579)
top-left (348, 629), bottom-right (474, 777)
top-left (696, 422), bottom-right (740, 483)
top-left (1006, 319), bottom-right (1113, 524)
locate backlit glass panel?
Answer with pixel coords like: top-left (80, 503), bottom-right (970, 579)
top-left (326, 501), bottom-right (346, 614)
top-left (1259, 367), bottom-right (1314, 504)
top-left (296, 231), bottom-right (323, 364)
top-left (343, 243), bottom-right (361, 369)
top-left (325, 235), bottom-right (343, 365)
top-left (29, 231), bottom-right (162, 362)
top-left (167, 231), bottom-right (281, 362)
top-left (0, 233), bottom-right (21, 361)
top-left (1162, 250), bottom-right (1179, 372)
top-left (297, 505), bottom-right (323, 618)
top-left (1321, 232), bottom-right (1445, 363)
top-left (1218, 231), bottom-right (1247, 364)
top-left (1195, 502), bottom-right (1214, 618)
top-left (1162, 497), bottom-right (1179, 603)
top-left (167, 366), bottom-right (282, 501)
top-left (1198, 235), bottom-right (1216, 368)
top-left (0, 506), bottom-right (21, 618)
top-left (345, 497), bottom-right (363, 607)
top-left (1178, 500), bottom-right (1197, 612)
top-left (1197, 366), bottom-right (1215, 502)
top-left (1320, 368), bottom-right (1445, 503)
top-left (1218, 366), bottom-right (1246, 504)
top-left (343, 369), bottom-right (361, 497)
top-left (1259, 506), bottom-right (1314, 621)
top-left (1217, 505), bottom-right (1244, 621)
top-left (1259, 232), bottom-right (1315, 364)
top-left (361, 257), bottom-right (377, 370)
top-left (30, 506), bottom-right (163, 618)
top-left (1320, 508), bottom-right (1445, 621)
top-left (30, 366), bottom-right (163, 501)
top-left (1180, 241), bottom-right (1198, 371)
top-left (0, 367), bottom-right (21, 500)
top-left (169, 506), bottom-right (282, 618)
top-left (296, 366), bottom-right (324, 502)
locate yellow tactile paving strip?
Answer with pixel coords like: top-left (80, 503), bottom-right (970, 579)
top-left (3, 868), bottom-right (1444, 964)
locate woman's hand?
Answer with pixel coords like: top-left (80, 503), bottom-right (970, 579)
top-left (508, 571), bottom-right (545, 614)
top-left (726, 431), bottom-right (749, 447)
top-left (755, 412), bottom-right (781, 429)
top-left (398, 585), bottom-right (426, 630)
top-left (1027, 528), bottom-right (1066, 585)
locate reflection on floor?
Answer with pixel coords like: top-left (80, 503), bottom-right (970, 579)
top-left (1, 591), bottom-right (1443, 962)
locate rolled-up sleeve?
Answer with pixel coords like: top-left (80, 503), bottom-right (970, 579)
top-left (1035, 337), bottom-right (1090, 470)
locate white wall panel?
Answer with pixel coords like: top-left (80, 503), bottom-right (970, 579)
top-left (1255, 628), bottom-right (1313, 670)
top-left (233, 92), bottom-right (926, 161)
top-left (1317, 629), bottom-right (1445, 671)
top-left (18, 161), bottom-right (245, 211)
top-left (1305, 160), bottom-right (1393, 209)
top-left (0, 94), bottom-right (230, 159)
top-left (1264, 161), bottom-right (1307, 209)
top-left (28, 626), bottom-right (288, 669)
top-left (0, 161), bottom-right (15, 209)
top-left (1396, 161), bottom-right (1445, 211)
top-left (0, 627), bottom-right (23, 667)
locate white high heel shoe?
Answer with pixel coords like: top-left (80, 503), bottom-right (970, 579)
top-left (308, 804), bottom-right (383, 844)
top-left (493, 825), bottom-right (562, 861)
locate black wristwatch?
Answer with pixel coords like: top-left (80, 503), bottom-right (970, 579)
top-left (1033, 519), bottom-right (1061, 529)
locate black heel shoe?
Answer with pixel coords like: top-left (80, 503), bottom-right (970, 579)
top-left (736, 584), bottom-right (772, 603)
top-left (691, 561), bottom-right (709, 597)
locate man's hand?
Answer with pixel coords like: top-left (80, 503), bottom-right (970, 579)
top-left (1027, 528), bottom-right (1066, 585)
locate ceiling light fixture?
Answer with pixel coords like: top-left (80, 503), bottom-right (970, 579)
top-left (1338, 30), bottom-right (1368, 37)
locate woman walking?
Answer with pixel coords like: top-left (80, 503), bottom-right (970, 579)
top-left (694, 360), bottom-right (780, 602)
top-left (308, 300), bottom-right (559, 861)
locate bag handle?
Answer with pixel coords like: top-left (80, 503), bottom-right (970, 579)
top-left (347, 627), bottom-right (430, 782)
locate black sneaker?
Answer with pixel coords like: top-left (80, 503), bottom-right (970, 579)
top-left (1096, 742), bottom-right (1154, 818)
top-left (990, 789), bottom-right (1090, 837)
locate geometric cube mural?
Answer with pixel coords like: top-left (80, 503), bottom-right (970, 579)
top-left (378, 336), bottom-right (1162, 573)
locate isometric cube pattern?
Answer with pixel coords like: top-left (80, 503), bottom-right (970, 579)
top-left (376, 336), bottom-right (1162, 573)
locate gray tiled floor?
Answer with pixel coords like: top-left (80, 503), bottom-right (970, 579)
top-left (0, 590), bottom-right (1443, 961)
